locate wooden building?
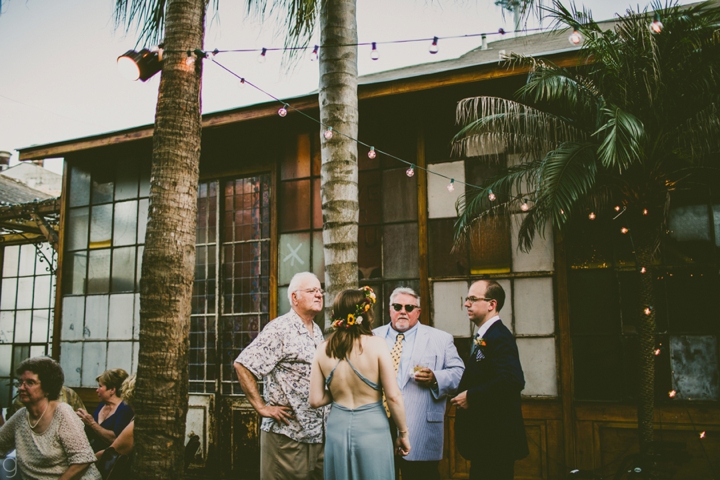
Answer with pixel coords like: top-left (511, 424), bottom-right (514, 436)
top-left (12, 26), bottom-right (720, 479)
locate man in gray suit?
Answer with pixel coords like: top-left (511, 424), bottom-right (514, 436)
top-left (374, 287), bottom-right (465, 480)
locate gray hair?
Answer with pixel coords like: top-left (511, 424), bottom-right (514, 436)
top-left (389, 287), bottom-right (420, 308)
top-left (288, 272), bottom-right (320, 303)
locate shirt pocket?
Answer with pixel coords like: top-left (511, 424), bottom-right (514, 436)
top-left (427, 410), bottom-right (445, 423)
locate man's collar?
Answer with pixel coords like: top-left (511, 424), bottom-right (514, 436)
top-left (390, 322), bottom-right (419, 338)
top-left (476, 315), bottom-right (501, 339)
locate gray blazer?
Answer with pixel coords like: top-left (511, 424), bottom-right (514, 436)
top-left (373, 323), bottom-right (465, 461)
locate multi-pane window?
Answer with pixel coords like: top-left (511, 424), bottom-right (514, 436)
top-left (60, 157), bottom-right (149, 387)
top-left (569, 202), bottom-right (720, 402)
top-left (190, 175), bottom-right (271, 395)
top-left (0, 243), bottom-right (56, 409)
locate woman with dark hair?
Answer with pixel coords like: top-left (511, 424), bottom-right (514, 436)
top-left (310, 287), bottom-right (410, 479)
top-left (0, 356), bottom-right (101, 479)
top-left (76, 369), bottom-right (133, 452)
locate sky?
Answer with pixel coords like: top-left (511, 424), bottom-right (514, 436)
top-left (0, 0), bottom-right (696, 175)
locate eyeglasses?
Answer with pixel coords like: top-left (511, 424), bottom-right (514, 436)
top-left (465, 296), bottom-right (494, 303)
top-left (298, 287), bottom-right (325, 295)
top-left (391, 303), bottom-right (419, 313)
top-left (13, 379), bottom-right (40, 388)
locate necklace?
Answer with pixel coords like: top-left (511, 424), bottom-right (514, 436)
top-left (27, 402), bottom-right (49, 429)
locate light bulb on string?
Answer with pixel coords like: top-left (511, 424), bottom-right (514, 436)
top-left (447, 179), bottom-right (455, 192)
top-left (644, 306), bottom-right (653, 316)
top-left (185, 50), bottom-right (196, 66)
top-left (650, 13), bottom-right (664, 34)
top-left (621, 227), bottom-right (629, 234)
top-left (498, 28), bottom-right (506, 35)
top-left (406, 165), bottom-right (415, 177)
top-left (371, 42), bottom-right (379, 61)
top-left (568, 25), bottom-right (583, 45)
top-left (588, 212), bottom-right (596, 220)
top-left (488, 190), bottom-right (496, 201)
top-left (368, 147), bottom-right (377, 159)
top-left (258, 48), bottom-right (267, 63)
top-left (310, 45), bottom-right (319, 62)
top-left (278, 104), bottom-right (289, 117)
top-left (239, 77), bottom-right (246, 87)
top-left (668, 390), bottom-right (677, 398)
top-left (614, 205), bottom-right (621, 212)
top-left (520, 199), bottom-right (529, 212)
top-left (699, 431), bottom-right (706, 439)
top-left (324, 127), bottom-right (333, 140)
top-left (429, 36), bottom-right (439, 54)
top-left (643, 208), bottom-right (648, 216)
top-left (654, 348), bottom-right (662, 356)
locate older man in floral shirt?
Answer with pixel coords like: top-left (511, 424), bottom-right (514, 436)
top-left (234, 271), bottom-right (327, 480)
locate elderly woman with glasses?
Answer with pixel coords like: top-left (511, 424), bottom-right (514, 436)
top-left (0, 356), bottom-right (101, 480)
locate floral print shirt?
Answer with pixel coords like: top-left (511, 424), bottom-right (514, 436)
top-left (235, 309), bottom-right (327, 443)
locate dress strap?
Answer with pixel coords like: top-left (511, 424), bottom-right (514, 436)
top-left (346, 359), bottom-right (382, 391)
top-left (325, 360), bottom-right (343, 388)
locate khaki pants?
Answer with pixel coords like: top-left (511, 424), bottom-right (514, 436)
top-left (260, 430), bottom-right (324, 480)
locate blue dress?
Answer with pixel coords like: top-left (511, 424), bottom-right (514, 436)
top-left (90, 401), bottom-right (134, 452)
top-left (324, 359), bottom-right (395, 480)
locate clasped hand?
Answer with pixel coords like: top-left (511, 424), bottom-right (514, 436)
top-left (260, 404), bottom-right (294, 425)
top-left (413, 368), bottom-right (436, 387)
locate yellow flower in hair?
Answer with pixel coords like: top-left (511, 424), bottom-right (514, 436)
top-left (346, 314), bottom-right (356, 325)
top-left (363, 303), bottom-right (371, 312)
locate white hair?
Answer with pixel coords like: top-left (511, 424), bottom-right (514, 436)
top-left (288, 272), bottom-right (320, 303)
top-left (389, 287), bottom-right (420, 307)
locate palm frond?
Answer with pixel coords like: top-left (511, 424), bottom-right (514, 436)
top-left (674, 103), bottom-right (720, 161)
top-left (114, 0), bottom-right (168, 46)
top-left (594, 106), bottom-right (644, 173)
top-left (243, 0), bottom-right (319, 56)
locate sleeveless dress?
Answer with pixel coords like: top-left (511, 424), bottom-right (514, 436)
top-left (324, 359), bottom-right (395, 480)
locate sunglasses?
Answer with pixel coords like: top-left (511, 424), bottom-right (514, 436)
top-left (392, 303), bottom-right (419, 313)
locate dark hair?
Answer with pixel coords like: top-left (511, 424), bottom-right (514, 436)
top-left (96, 368), bottom-right (129, 396)
top-left (483, 280), bottom-right (506, 312)
top-left (15, 356), bottom-right (64, 401)
top-left (326, 289), bottom-right (375, 359)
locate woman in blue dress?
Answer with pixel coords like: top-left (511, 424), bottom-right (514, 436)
top-left (310, 286), bottom-right (411, 480)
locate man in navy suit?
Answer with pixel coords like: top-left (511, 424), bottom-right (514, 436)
top-left (451, 280), bottom-right (528, 479)
top-left (373, 287), bottom-right (464, 480)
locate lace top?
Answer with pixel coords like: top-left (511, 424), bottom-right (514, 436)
top-left (0, 402), bottom-right (101, 480)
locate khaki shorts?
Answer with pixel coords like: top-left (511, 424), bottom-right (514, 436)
top-left (260, 430), bottom-right (324, 480)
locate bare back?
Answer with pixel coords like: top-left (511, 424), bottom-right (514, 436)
top-left (317, 335), bottom-right (387, 409)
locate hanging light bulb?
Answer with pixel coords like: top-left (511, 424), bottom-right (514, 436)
top-left (324, 127), bottom-right (333, 140)
top-left (699, 431), bottom-right (706, 439)
top-left (650, 12), bottom-right (664, 34)
top-left (447, 179), bottom-right (455, 192)
top-left (185, 50), bottom-right (196, 66)
top-left (278, 104), bottom-right (289, 117)
top-left (621, 227), bottom-right (629, 234)
top-left (588, 212), bottom-right (596, 220)
top-left (498, 28), bottom-right (506, 35)
top-left (371, 42), bottom-right (379, 60)
top-left (488, 189), bottom-right (496, 201)
top-left (640, 267), bottom-right (647, 274)
top-left (258, 47), bottom-right (267, 63)
top-left (654, 348), bottom-right (662, 356)
top-left (239, 77), bottom-right (246, 87)
top-left (520, 199), bottom-right (529, 212)
top-left (643, 208), bottom-right (649, 216)
top-left (429, 36), bottom-right (439, 54)
top-left (644, 306), bottom-right (652, 316)
top-left (310, 45), bottom-right (319, 61)
top-left (406, 165), bottom-right (415, 177)
top-left (568, 27), bottom-right (583, 45)
top-left (614, 205), bottom-right (621, 212)
top-left (668, 390), bottom-right (677, 398)
top-left (368, 146), bottom-right (377, 159)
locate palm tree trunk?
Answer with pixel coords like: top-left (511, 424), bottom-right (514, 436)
top-left (318, 0), bottom-right (359, 312)
top-left (636, 240), bottom-right (656, 477)
top-left (132, 0), bottom-right (205, 478)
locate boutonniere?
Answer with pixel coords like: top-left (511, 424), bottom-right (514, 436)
top-left (474, 337), bottom-right (486, 361)
top-left (474, 337), bottom-right (487, 348)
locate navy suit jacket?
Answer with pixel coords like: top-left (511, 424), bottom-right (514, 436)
top-left (455, 320), bottom-right (529, 462)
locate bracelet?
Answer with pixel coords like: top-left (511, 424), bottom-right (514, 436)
top-left (398, 429), bottom-right (408, 434)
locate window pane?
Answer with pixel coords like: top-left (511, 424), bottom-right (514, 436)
top-left (34, 275), bottom-right (52, 309)
top-left (278, 233), bottom-right (310, 285)
top-left (666, 205), bottom-right (713, 265)
top-left (139, 162), bottom-right (151, 197)
top-left (569, 270), bottom-right (621, 335)
top-left (112, 247), bottom-right (136, 292)
top-left (0, 312), bottom-right (14, 344)
top-left (90, 204), bottom-right (113, 249)
top-left (66, 208), bottom-right (89, 251)
top-left (428, 218), bottom-right (468, 277)
top-left (281, 134), bottom-right (311, 179)
top-left (279, 180), bottom-right (310, 232)
top-left (517, 338), bottom-right (558, 396)
top-left (138, 199), bottom-right (149, 245)
top-left (663, 271), bottom-right (716, 333)
top-left (383, 168), bottom-right (417, 222)
top-left (468, 217), bottom-right (510, 274)
top-left (312, 231), bottom-right (325, 279)
top-left (92, 169), bottom-right (114, 204)
top-left (115, 157), bottom-right (139, 200)
top-left (14, 310), bottom-right (31, 343)
top-left (573, 336), bottom-right (623, 401)
top-left (670, 335), bottom-right (719, 400)
top-left (69, 165), bottom-right (91, 207)
top-left (427, 161), bottom-right (464, 219)
top-left (383, 223), bottom-right (419, 279)
top-left (87, 249), bottom-right (111, 294)
top-left (3, 246), bottom-right (19, 277)
top-left (359, 170), bottom-right (382, 226)
top-left (31, 310), bottom-right (49, 343)
top-left (313, 178), bottom-right (322, 229)
top-left (16, 277), bottom-right (34, 309)
top-left (359, 226), bottom-right (382, 280)
top-left (1, 278), bottom-right (17, 310)
top-left (18, 245), bottom-right (36, 277)
top-left (113, 200), bottom-right (138, 246)
top-left (136, 246), bottom-right (144, 291)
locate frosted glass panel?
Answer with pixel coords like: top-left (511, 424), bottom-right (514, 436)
top-left (0, 345), bottom-right (12, 376)
top-left (511, 214), bottom-right (554, 272)
top-left (63, 251), bottom-right (87, 295)
top-left (33, 275), bottom-right (52, 309)
top-left (31, 311), bottom-right (49, 343)
top-left (514, 277), bottom-right (554, 335)
top-left (277, 287), bottom-right (290, 318)
top-left (16, 277), bottom-right (34, 309)
top-left (90, 204), bottom-right (113, 249)
top-left (61, 296), bottom-right (85, 341)
top-left (669, 205), bottom-right (710, 242)
top-left (133, 294), bottom-right (140, 340)
top-left (108, 294), bottom-right (135, 339)
top-left (427, 161), bottom-right (465, 219)
top-left (132, 341), bottom-right (139, 374)
top-left (82, 342), bottom-right (107, 386)
top-left (19, 245), bottom-right (36, 276)
top-left (138, 199), bottom-right (149, 244)
top-left (14, 311), bottom-right (31, 343)
top-left (113, 200), bottom-right (138, 246)
top-left (111, 247), bottom-right (136, 292)
top-left (107, 342), bottom-right (133, 374)
top-left (3, 246), bottom-right (19, 276)
top-left (1, 278), bottom-right (17, 309)
top-left (383, 223), bottom-right (419, 279)
top-left (84, 295), bottom-right (109, 339)
top-left (312, 231), bottom-right (325, 280)
top-left (115, 159), bottom-right (139, 201)
top-left (495, 279), bottom-right (513, 334)
top-left (87, 249), bottom-right (111, 294)
top-left (670, 335), bottom-right (719, 400)
top-left (60, 342), bottom-right (83, 387)
top-left (0, 312), bottom-right (14, 344)
top-left (66, 208), bottom-right (89, 251)
top-left (279, 233), bottom-right (311, 285)
top-left (432, 281), bottom-right (470, 336)
top-left (517, 337), bottom-right (558, 396)
top-left (383, 168), bottom-right (418, 222)
top-left (69, 166), bottom-right (91, 207)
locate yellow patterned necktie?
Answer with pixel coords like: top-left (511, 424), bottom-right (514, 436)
top-left (383, 333), bottom-right (405, 416)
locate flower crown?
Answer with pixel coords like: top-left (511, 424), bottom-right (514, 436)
top-left (331, 286), bottom-right (377, 329)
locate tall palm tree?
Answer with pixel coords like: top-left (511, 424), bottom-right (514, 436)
top-left (113, 0), bottom-right (357, 476)
top-left (453, 0), bottom-right (720, 470)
